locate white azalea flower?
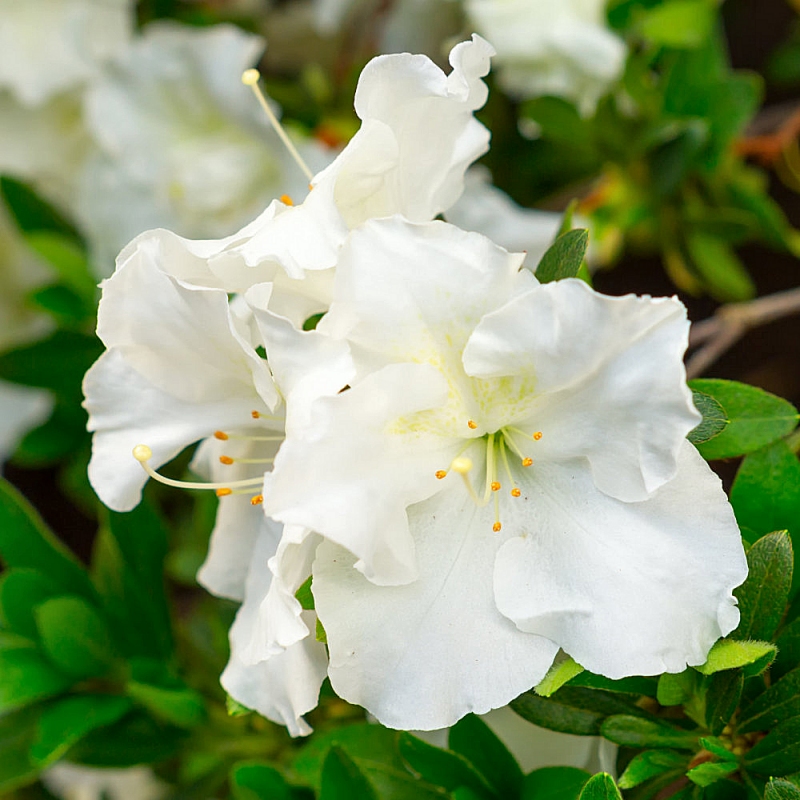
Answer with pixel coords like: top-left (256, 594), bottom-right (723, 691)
top-left (77, 22), bottom-right (330, 276)
top-left (465, 0), bottom-right (627, 114)
top-left (0, 0), bottom-right (133, 107)
top-left (255, 216), bottom-right (746, 731)
top-left (42, 763), bottom-right (166, 800)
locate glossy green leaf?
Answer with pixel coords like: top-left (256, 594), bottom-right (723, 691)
top-left (689, 380), bottom-right (798, 460)
top-left (688, 390), bottom-right (728, 445)
top-left (449, 714), bottom-right (523, 800)
top-left (732, 531), bottom-right (793, 642)
top-left (398, 733), bottom-right (492, 799)
top-left (577, 773), bottom-right (622, 800)
top-left (687, 760), bottom-right (738, 787)
top-left (745, 716), bottom-right (800, 776)
top-left (639, 0), bottom-right (714, 48)
top-left (704, 669), bottom-right (743, 736)
top-left (600, 715), bottom-right (698, 750)
top-left (0, 478), bottom-right (95, 600)
top-left (35, 595), bottom-right (115, 678)
top-left (230, 761), bottom-right (293, 800)
top-left (766, 779), bottom-right (800, 800)
top-left (696, 639), bottom-right (777, 675)
top-left (618, 750), bottom-right (687, 789)
top-left (0, 569), bottom-right (61, 640)
top-left (535, 229), bottom-right (589, 283)
top-left (0, 646), bottom-right (73, 713)
top-left (739, 667), bottom-right (800, 733)
top-left (510, 688), bottom-right (641, 736)
top-left (30, 694), bottom-right (132, 766)
top-left (535, 656), bottom-right (584, 697)
top-left (521, 767), bottom-right (590, 800)
top-left (320, 746), bottom-right (377, 800)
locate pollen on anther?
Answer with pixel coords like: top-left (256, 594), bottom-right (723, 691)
top-left (533, 431), bottom-right (543, 440)
top-left (522, 457), bottom-right (533, 467)
top-left (467, 419), bottom-right (478, 430)
top-left (251, 410), bottom-right (261, 419)
top-left (491, 481), bottom-right (501, 492)
top-left (492, 522), bottom-right (502, 532)
top-left (219, 455), bottom-right (234, 465)
top-left (216, 488), bottom-right (233, 497)
top-left (280, 194), bottom-right (294, 206)
top-left (250, 494), bottom-right (264, 506)
top-left (435, 470), bottom-right (447, 479)
top-left (511, 487), bottom-right (521, 497)
top-left (214, 430), bottom-right (229, 441)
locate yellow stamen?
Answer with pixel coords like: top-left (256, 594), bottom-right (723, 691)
top-left (219, 455), bottom-right (234, 465)
top-left (533, 431), bottom-right (543, 440)
top-left (280, 194), bottom-right (294, 206)
top-left (251, 494), bottom-right (264, 506)
top-left (493, 522), bottom-right (502, 532)
top-left (467, 419), bottom-right (478, 430)
top-left (216, 488), bottom-right (232, 497)
top-left (511, 488), bottom-right (521, 497)
top-left (522, 457), bottom-right (533, 467)
top-left (214, 430), bottom-right (229, 440)
top-left (435, 470), bottom-right (447, 479)
top-left (251, 410), bottom-right (261, 419)
top-left (491, 481), bottom-right (501, 492)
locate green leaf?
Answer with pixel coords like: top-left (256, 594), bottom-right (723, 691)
top-left (689, 380), bottom-right (799, 460)
top-left (230, 761), bottom-right (293, 800)
top-left (704, 669), bottom-right (744, 736)
top-left (535, 229), bottom-right (589, 284)
top-left (688, 390), bottom-right (727, 445)
top-left (227, 695), bottom-right (253, 717)
top-left (0, 707), bottom-right (45, 794)
top-left (766, 779), bottom-right (800, 800)
top-left (295, 575), bottom-right (315, 611)
top-left (738, 667), bottom-right (800, 733)
top-left (685, 233), bottom-right (755, 302)
top-left (30, 694), bottom-right (132, 766)
top-left (638, 0), bottom-right (714, 48)
top-left (0, 647), bottom-right (73, 713)
top-left (0, 176), bottom-right (81, 239)
top-left (567, 672), bottom-right (657, 697)
top-left (686, 760), bottom-right (738, 787)
top-left (696, 639), bottom-right (777, 675)
top-left (0, 569), bottom-right (61, 640)
top-left (320, 746), bottom-right (378, 800)
top-left (35, 596), bottom-right (115, 678)
top-left (397, 733), bottom-right (493, 799)
top-left (522, 767), bottom-right (590, 800)
top-left (126, 659), bottom-right (205, 729)
top-left (510, 688), bottom-right (641, 736)
top-left (745, 716), bottom-right (800, 776)
top-left (24, 231), bottom-right (96, 301)
top-left (600, 716), bottom-right (699, 750)
top-left (731, 441), bottom-right (800, 591)
top-left (577, 773), bottom-right (622, 800)
top-left (618, 750), bottom-right (687, 789)
top-left (535, 655), bottom-right (584, 697)
top-left (774, 617), bottom-right (800, 681)
top-left (0, 477), bottom-right (95, 600)
top-left (449, 714), bottom-right (523, 799)
top-left (699, 736), bottom-right (738, 762)
top-left (732, 531), bottom-right (793, 642)
top-left (657, 671), bottom-right (697, 707)
top-left (302, 313), bottom-right (325, 332)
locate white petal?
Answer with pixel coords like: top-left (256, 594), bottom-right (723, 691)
top-left (494, 441), bottom-right (747, 678)
top-left (463, 279), bottom-right (699, 501)
top-left (313, 487), bottom-right (558, 731)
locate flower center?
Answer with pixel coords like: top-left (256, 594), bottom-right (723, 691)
top-left (435, 421), bottom-right (542, 532)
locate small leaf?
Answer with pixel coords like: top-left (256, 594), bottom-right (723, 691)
top-left (0, 569), bottom-right (61, 640)
top-left (320, 746), bottom-right (377, 800)
top-left (230, 761), bottom-right (293, 800)
top-left (0, 647), bottom-right (73, 714)
top-left (745, 716), bottom-right (800, 776)
top-left (535, 655), bottom-right (584, 697)
top-left (126, 659), bottom-right (205, 729)
top-left (578, 773), bottom-right (622, 800)
top-left (35, 596), bottom-right (115, 678)
top-left (657, 671), bottom-right (696, 706)
top-left (732, 531), bottom-right (793, 642)
top-left (689, 380), bottom-right (798, 460)
top-left (738, 667), bottom-right (800, 733)
top-left (30, 695), bottom-right (132, 766)
top-left (695, 639), bottom-right (777, 675)
top-left (686, 760), bottom-right (738, 787)
top-left (686, 232), bottom-right (755, 302)
top-left (638, 0), bottom-right (715, 48)
top-left (698, 736), bottom-right (738, 762)
top-left (295, 575), bottom-right (315, 611)
top-left (618, 750), bottom-right (687, 789)
top-left (522, 767), bottom-right (590, 800)
top-left (688, 390), bottom-right (727, 445)
top-left (449, 714), bottom-right (523, 800)
top-left (0, 176), bottom-right (81, 239)
top-left (766, 779), bottom-right (800, 800)
top-left (227, 695), bottom-right (253, 717)
top-left (704, 669), bottom-right (744, 736)
top-left (600, 716), bottom-right (698, 750)
top-left (535, 229), bottom-right (589, 283)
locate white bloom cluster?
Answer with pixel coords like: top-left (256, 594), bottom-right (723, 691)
top-left (83, 37), bottom-right (746, 738)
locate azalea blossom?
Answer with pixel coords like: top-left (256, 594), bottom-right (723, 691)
top-left (465, 0), bottom-right (627, 114)
top-left (248, 216), bottom-right (746, 731)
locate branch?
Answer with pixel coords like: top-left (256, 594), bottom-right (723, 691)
top-left (686, 286), bottom-right (800, 379)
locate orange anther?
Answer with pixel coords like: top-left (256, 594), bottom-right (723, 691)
top-left (216, 488), bottom-right (233, 497)
top-left (435, 470), bottom-right (447, 479)
top-left (214, 430), bottom-right (229, 440)
top-left (279, 194), bottom-right (294, 206)
top-left (467, 420), bottom-right (478, 429)
top-left (251, 410), bottom-right (261, 419)
top-left (491, 481), bottom-right (501, 492)
top-left (492, 522), bottom-right (502, 532)
top-left (219, 455), bottom-right (234, 465)
top-left (533, 431), bottom-right (543, 440)
top-left (522, 457), bottom-right (533, 467)
top-left (511, 488), bottom-right (521, 497)
top-left (250, 494), bottom-right (264, 506)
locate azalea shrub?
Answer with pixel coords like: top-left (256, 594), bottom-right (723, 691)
top-left (1, 2), bottom-right (800, 800)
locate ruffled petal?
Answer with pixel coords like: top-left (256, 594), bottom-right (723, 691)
top-left (494, 441), bottom-right (747, 678)
top-left (463, 279), bottom-right (699, 501)
top-left (312, 485), bottom-right (558, 731)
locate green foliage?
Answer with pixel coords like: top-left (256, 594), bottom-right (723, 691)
top-left (230, 761), bottom-right (297, 800)
top-left (0, 646), bottom-right (73, 714)
top-left (766, 779), bottom-right (800, 800)
top-left (636, 0), bottom-right (715, 48)
top-left (600, 715), bottom-right (699, 750)
top-left (534, 655), bottom-right (585, 697)
top-left (617, 750), bottom-right (687, 789)
top-left (320, 746), bottom-right (378, 800)
top-left (577, 773), bottom-right (622, 800)
top-left (521, 767), bottom-right (590, 800)
top-left (534, 229), bottom-right (589, 284)
top-left (688, 390), bottom-right (727, 445)
top-left (695, 639), bottom-right (777, 676)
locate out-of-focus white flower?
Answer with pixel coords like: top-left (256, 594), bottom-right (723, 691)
top-left (41, 763), bottom-right (167, 800)
top-left (0, 0), bottom-right (134, 107)
top-left (465, 0), bottom-right (627, 114)
top-left (76, 22), bottom-right (331, 276)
